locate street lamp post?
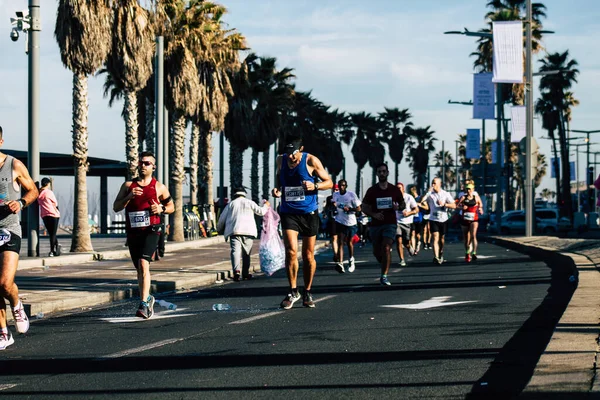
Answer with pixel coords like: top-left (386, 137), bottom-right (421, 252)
top-left (10, 2), bottom-right (40, 256)
top-left (455, 140), bottom-right (460, 197)
top-left (524, 0), bottom-right (534, 236)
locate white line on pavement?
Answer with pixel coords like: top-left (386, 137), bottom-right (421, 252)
top-left (99, 309), bottom-right (193, 324)
top-left (0, 384), bottom-right (19, 391)
top-left (229, 295), bottom-right (337, 325)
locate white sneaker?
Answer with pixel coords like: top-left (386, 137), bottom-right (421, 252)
top-left (0, 331), bottom-right (14, 350)
top-left (12, 302), bottom-right (29, 334)
top-left (335, 262), bottom-right (345, 274)
top-left (400, 259), bottom-right (407, 267)
top-left (348, 258), bottom-right (355, 273)
top-left (408, 246), bottom-right (415, 256)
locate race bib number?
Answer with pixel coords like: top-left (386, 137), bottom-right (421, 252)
top-left (464, 212), bottom-right (475, 221)
top-left (376, 197), bottom-right (393, 209)
top-left (285, 186), bottom-right (305, 202)
top-left (128, 210), bottom-right (150, 228)
top-left (0, 229), bottom-right (11, 246)
top-left (435, 210), bottom-right (446, 219)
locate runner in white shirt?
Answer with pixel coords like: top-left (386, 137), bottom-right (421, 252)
top-left (395, 183), bottom-right (418, 266)
top-left (332, 179), bottom-right (362, 273)
top-left (423, 177), bottom-right (456, 265)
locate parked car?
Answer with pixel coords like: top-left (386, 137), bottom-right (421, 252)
top-left (487, 209), bottom-right (571, 235)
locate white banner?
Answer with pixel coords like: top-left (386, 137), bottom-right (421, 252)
top-left (473, 73), bottom-right (495, 120)
top-left (492, 21), bottom-right (523, 84)
top-left (510, 106), bottom-right (526, 142)
top-left (491, 140), bottom-right (505, 167)
top-left (466, 129), bottom-right (481, 160)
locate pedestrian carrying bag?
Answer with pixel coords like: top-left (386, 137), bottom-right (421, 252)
top-left (259, 208), bottom-right (285, 276)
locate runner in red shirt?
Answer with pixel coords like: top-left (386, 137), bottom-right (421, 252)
top-left (457, 183), bottom-right (483, 262)
top-left (113, 151), bottom-right (174, 319)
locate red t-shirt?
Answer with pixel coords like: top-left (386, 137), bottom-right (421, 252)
top-left (362, 183), bottom-right (405, 226)
top-left (125, 178), bottom-right (161, 232)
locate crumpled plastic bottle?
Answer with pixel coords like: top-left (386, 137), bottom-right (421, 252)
top-left (156, 299), bottom-right (177, 310)
top-left (212, 304), bottom-right (231, 311)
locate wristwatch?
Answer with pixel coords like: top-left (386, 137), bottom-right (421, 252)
top-left (18, 199), bottom-right (26, 209)
top-left (314, 182), bottom-right (319, 191)
top-left (160, 204), bottom-right (166, 213)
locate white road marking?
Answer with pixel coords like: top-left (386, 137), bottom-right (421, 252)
top-left (230, 295), bottom-right (337, 325)
top-left (0, 384), bottom-right (19, 391)
top-left (109, 265), bottom-right (131, 270)
top-left (381, 296), bottom-right (477, 310)
top-left (68, 270), bottom-right (99, 275)
top-left (456, 255), bottom-right (496, 259)
top-left (99, 308), bottom-right (193, 323)
top-left (100, 327), bottom-right (221, 359)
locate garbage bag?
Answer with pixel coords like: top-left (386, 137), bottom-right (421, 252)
top-left (259, 208), bottom-right (285, 276)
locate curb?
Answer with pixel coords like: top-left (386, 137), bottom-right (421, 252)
top-left (490, 236), bottom-right (600, 394)
top-left (19, 236), bottom-right (225, 270)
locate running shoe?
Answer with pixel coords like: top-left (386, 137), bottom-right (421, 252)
top-left (408, 246), bottom-right (415, 256)
top-left (465, 254), bottom-right (471, 263)
top-left (400, 259), bottom-right (407, 267)
top-left (416, 242), bottom-right (421, 253)
top-left (303, 291), bottom-right (315, 308)
top-left (136, 295), bottom-right (155, 319)
top-left (0, 332), bottom-right (14, 350)
top-left (335, 262), bottom-right (345, 274)
top-left (348, 257), bottom-right (356, 273)
top-left (280, 291), bottom-right (301, 310)
top-left (233, 271), bottom-right (241, 282)
top-left (242, 273), bottom-right (254, 280)
top-left (12, 302), bottom-right (29, 334)
top-left (380, 276), bottom-right (391, 286)
top-left (471, 254), bottom-right (478, 261)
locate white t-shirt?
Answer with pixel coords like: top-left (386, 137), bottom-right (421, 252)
top-left (332, 191), bottom-right (361, 226)
top-left (397, 193), bottom-right (418, 225)
top-left (425, 189), bottom-right (455, 223)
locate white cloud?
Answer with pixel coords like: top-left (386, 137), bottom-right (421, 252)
top-left (390, 63), bottom-right (471, 87)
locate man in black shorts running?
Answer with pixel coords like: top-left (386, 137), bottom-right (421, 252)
top-left (272, 135), bottom-right (332, 309)
top-left (113, 151), bottom-right (174, 318)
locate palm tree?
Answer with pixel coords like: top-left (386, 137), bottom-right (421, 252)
top-left (434, 150), bottom-right (456, 189)
top-left (535, 91), bottom-right (561, 204)
top-left (106, 0), bottom-right (155, 180)
top-left (406, 126), bottom-right (437, 192)
top-left (379, 107), bottom-right (412, 184)
top-left (246, 55), bottom-right (295, 202)
top-left (349, 112), bottom-right (378, 195)
top-left (538, 50), bottom-right (580, 217)
top-left (55, 0), bottom-right (112, 252)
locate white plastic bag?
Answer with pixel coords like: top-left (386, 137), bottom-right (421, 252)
top-left (259, 208), bottom-right (285, 276)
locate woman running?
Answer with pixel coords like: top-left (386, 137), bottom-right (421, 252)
top-left (457, 182), bottom-right (483, 262)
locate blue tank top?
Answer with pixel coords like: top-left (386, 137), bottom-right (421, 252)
top-left (279, 153), bottom-right (318, 214)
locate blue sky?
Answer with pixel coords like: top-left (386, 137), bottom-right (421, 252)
top-left (0, 0), bottom-right (599, 220)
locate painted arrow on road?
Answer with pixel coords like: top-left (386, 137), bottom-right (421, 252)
top-left (380, 296), bottom-right (477, 310)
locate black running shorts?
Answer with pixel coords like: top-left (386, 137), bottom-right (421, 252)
top-left (280, 212), bottom-right (320, 237)
top-left (127, 226), bottom-right (161, 267)
top-left (429, 220), bottom-right (448, 235)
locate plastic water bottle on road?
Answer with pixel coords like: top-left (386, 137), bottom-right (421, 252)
top-left (156, 299), bottom-right (177, 310)
top-left (212, 304), bottom-right (231, 311)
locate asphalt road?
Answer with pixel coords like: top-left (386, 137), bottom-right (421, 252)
top-left (0, 235), bottom-right (565, 399)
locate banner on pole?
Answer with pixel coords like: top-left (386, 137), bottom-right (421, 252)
top-left (570, 161), bottom-right (576, 182)
top-left (473, 73), bottom-right (495, 120)
top-left (466, 129), bottom-right (481, 159)
top-left (510, 106), bottom-right (526, 142)
top-left (491, 140), bottom-right (504, 167)
top-left (492, 21), bottom-right (524, 84)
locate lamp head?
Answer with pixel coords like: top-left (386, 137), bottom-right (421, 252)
top-left (10, 28), bottom-right (18, 42)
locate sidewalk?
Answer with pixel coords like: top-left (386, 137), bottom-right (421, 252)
top-left (489, 235), bottom-right (600, 395)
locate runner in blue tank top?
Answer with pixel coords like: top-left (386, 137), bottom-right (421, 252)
top-left (272, 135), bottom-right (332, 310)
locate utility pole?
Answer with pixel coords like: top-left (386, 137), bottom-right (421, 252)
top-left (524, 0), bottom-right (534, 236)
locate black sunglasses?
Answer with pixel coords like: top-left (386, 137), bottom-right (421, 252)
top-left (139, 161), bottom-right (154, 167)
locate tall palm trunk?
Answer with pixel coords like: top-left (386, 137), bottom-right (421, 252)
top-left (169, 113), bottom-right (186, 242)
top-left (136, 92), bottom-right (145, 153)
top-left (394, 163), bottom-right (399, 185)
top-left (229, 143), bottom-right (244, 190)
top-left (262, 150), bottom-right (270, 201)
top-left (71, 72), bottom-right (93, 252)
top-left (124, 90), bottom-right (139, 180)
top-left (558, 114), bottom-right (573, 217)
top-left (251, 148), bottom-right (259, 202)
top-left (198, 131), bottom-right (215, 228)
top-left (355, 167), bottom-right (362, 198)
top-left (551, 132), bottom-right (561, 205)
top-left (189, 124), bottom-right (200, 205)
top-left (145, 97), bottom-right (155, 152)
